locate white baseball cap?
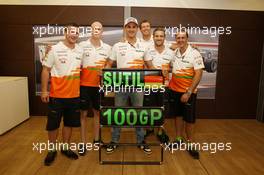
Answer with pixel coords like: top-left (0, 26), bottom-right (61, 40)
top-left (124, 17), bottom-right (138, 26)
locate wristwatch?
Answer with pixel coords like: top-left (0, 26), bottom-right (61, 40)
top-left (186, 89), bottom-right (192, 96)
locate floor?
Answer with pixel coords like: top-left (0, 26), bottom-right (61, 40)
top-left (0, 117), bottom-right (263, 175)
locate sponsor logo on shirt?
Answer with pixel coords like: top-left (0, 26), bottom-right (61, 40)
top-left (99, 52), bottom-right (107, 57)
top-left (59, 58), bottom-right (67, 64)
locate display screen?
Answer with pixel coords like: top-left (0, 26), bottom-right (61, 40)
top-left (100, 107), bottom-right (164, 126)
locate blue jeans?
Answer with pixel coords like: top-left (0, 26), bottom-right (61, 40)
top-left (111, 92), bottom-right (145, 143)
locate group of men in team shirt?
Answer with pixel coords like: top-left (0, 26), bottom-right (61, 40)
top-left (41, 17), bottom-right (204, 166)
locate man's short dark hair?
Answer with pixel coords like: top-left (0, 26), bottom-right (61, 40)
top-left (64, 23), bottom-right (79, 32)
top-left (139, 20), bottom-right (151, 29)
top-left (153, 27), bottom-right (166, 37)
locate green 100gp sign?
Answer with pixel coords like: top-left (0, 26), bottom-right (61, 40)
top-left (100, 107), bottom-right (164, 126)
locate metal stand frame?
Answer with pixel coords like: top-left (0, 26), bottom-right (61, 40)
top-left (99, 126), bottom-right (164, 165)
top-left (99, 69), bottom-right (165, 165)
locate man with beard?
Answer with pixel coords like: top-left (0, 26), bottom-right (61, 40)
top-left (169, 30), bottom-right (204, 159)
top-left (144, 27), bottom-right (174, 144)
top-left (41, 23), bottom-right (83, 165)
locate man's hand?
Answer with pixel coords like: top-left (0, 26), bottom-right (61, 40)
top-left (145, 60), bottom-right (155, 69)
top-left (41, 66), bottom-right (51, 103)
top-left (45, 44), bottom-right (52, 55)
top-left (190, 44), bottom-right (199, 51)
top-left (105, 58), bottom-right (114, 68)
top-left (41, 92), bottom-right (49, 103)
top-left (97, 69), bottom-right (103, 76)
top-left (180, 93), bottom-right (191, 103)
top-left (162, 70), bottom-right (169, 78)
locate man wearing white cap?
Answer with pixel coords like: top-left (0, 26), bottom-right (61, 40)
top-left (105, 17), bottom-right (152, 154)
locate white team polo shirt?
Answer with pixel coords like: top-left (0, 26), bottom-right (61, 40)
top-left (42, 41), bottom-right (83, 98)
top-left (79, 39), bottom-right (111, 86)
top-left (110, 40), bottom-right (146, 69)
top-left (139, 36), bottom-right (154, 50)
top-left (169, 44), bottom-right (204, 93)
top-left (144, 45), bottom-right (174, 70)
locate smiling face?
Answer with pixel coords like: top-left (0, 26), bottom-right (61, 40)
top-left (64, 26), bottom-right (79, 44)
top-left (125, 22), bottom-right (138, 38)
top-left (153, 30), bottom-right (165, 47)
top-left (91, 21), bottom-right (103, 40)
top-left (175, 31), bottom-right (188, 49)
top-left (140, 22), bottom-right (151, 37)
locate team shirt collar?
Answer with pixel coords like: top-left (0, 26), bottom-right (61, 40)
top-left (176, 44), bottom-right (191, 58)
top-left (87, 38), bottom-right (104, 49)
top-left (153, 45), bottom-right (167, 55)
top-left (125, 38), bottom-right (141, 48)
top-left (59, 41), bottom-right (78, 51)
